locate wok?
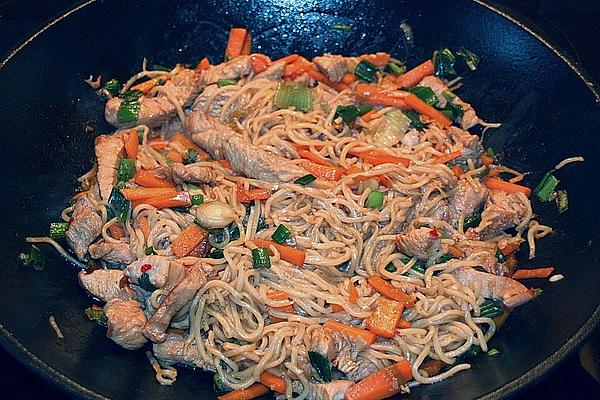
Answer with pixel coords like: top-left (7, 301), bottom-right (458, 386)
top-left (1, 0), bottom-right (599, 399)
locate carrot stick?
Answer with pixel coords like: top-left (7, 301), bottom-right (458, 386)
top-left (250, 54), bottom-right (270, 73)
top-left (378, 175), bottom-right (394, 189)
top-left (224, 28), bottom-right (249, 59)
top-left (124, 129), bottom-right (139, 159)
top-left (296, 148), bottom-right (332, 167)
top-left (342, 73), bottom-right (358, 85)
top-left (348, 281), bottom-right (359, 304)
top-left (148, 139), bottom-right (170, 150)
top-left (134, 169), bottom-right (176, 188)
top-left (298, 160), bottom-right (344, 181)
top-left (447, 245), bottom-right (464, 258)
top-left (241, 33), bottom-right (252, 56)
top-left (253, 239), bottom-right (306, 267)
top-left (512, 267), bottom-right (555, 280)
top-left (170, 224), bottom-right (208, 258)
top-left (484, 177), bottom-right (532, 197)
top-left (217, 383), bottom-right (269, 400)
top-left (482, 154), bottom-right (494, 166)
top-left (72, 191), bottom-right (88, 200)
top-left (366, 298), bottom-right (404, 338)
top-left (195, 57), bottom-right (211, 72)
top-left (137, 191), bottom-right (192, 209)
top-left (360, 109), bottom-right (379, 122)
top-left (345, 361), bottom-right (413, 400)
top-left (452, 165), bottom-right (464, 177)
top-left (166, 150), bottom-right (184, 164)
top-left (108, 224), bottom-right (126, 240)
top-left (120, 187), bottom-right (178, 201)
top-left (237, 183), bottom-right (271, 203)
top-left (273, 54), bottom-right (300, 65)
top-left (131, 75), bottom-right (169, 94)
top-left (137, 216), bottom-right (151, 241)
top-left (304, 67), bottom-right (349, 91)
top-left (266, 290), bottom-right (295, 313)
top-left (395, 59), bottom-right (434, 88)
top-left (404, 93), bottom-right (451, 128)
top-left (355, 84), bottom-right (409, 109)
top-left (359, 52), bottom-right (391, 67)
top-left (218, 159), bottom-right (233, 170)
top-left (331, 304), bottom-right (344, 313)
top-left (170, 133), bottom-right (210, 159)
top-left (348, 149), bottom-right (410, 168)
top-left (323, 320), bottom-right (377, 345)
top-left (368, 276), bottom-right (415, 308)
top-left (433, 151), bottom-right (462, 165)
top-left (259, 371), bottom-right (286, 394)
top-left (283, 58), bottom-right (311, 77)
top-left (500, 241), bottom-right (521, 256)
top-left (396, 318), bottom-right (411, 329)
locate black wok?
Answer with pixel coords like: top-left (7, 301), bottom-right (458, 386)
top-left (1, 0), bottom-right (599, 399)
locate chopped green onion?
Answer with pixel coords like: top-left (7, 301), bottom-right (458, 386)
top-left (117, 99), bottom-right (141, 124)
top-left (257, 217), bottom-right (269, 232)
top-left (556, 190), bottom-right (568, 213)
top-left (137, 127), bottom-right (144, 143)
top-left (462, 344), bottom-right (481, 358)
top-left (49, 222), bottom-right (69, 240)
top-left (84, 307), bottom-right (108, 326)
top-left (116, 159), bottom-right (136, 181)
top-left (191, 194), bottom-right (204, 205)
top-left (486, 147), bottom-right (495, 158)
top-left (213, 372), bottom-right (231, 394)
top-left (456, 47), bottom-right (481, 71)
top-left (402, 258), bottom-right (426, 275)
top-left (405, 86), bottom-right (439, 106)
top-left (446, 162), bottom-right (456, 168)
top-left (294, 174), bottom-right (317, 186)
top-left (152, 64), bottom-right (172, 72)
top-left (206, 248), bottom-right (224, 259)
top-left (366, 191), bottom-right (384, 209)
top-left (108, 186), bottom-right (131, 222)
top-left (440, 101), bottom-right (464, 121)
top-left (184, 148), bottom-right (199, 165)
top-left (478, 299), bottom-right (503, 318)
top-left (463, 213), bottom-right (481, 230)
top-left (217, 79), bottom-right (237, 88)
top-left (103, 79), bottom-right (120, 96)
top-left (271, 224), bottom-right (292, 244)
top-left (438, 253), bottom-right (454, 263)
top-left (145, 246), bottom-right (157, 255)
top-left (495, 248), bottom-right (506, 263)
top-left (442, 90), bottom-right (457, 101)
top-left (534, 171), bottom-right (560, 202)
top-left (354, 59), bottom-right (378, 82)
top-left (19, 244), bottom-right (45, 271)
top-left (331, 24), bottom-right (352, 31)
top-left (534, 288), bottom-right (543, 297)
top-left (252, 248), bottom-right (271, 268)
top-left (335, 105), bottom-right (360, 124)
top-left (120, 90), bottom-right (142, 102)
top-left (274, 83), bottom-right (313, 112)
top-left (475, 167), bottom-right (491, 179)
top-left (487, 348), bottom-right (499, 357)
top-left (433, 48), bottom-right (457, 79)
top-left (308, 351), bottom-right (332, 382)
top-left (403, 110), bottom-right (428, 131)
top-left (385, 262), bottom-right (397, 273)
top-left (373, 109), bottom-right (411, 147)
top-left (138, 272), bottom-right (157, 291)
top-left (387, 62), bottom-right (405, 75)
top-left (357, 104), bottom-right (373, 115)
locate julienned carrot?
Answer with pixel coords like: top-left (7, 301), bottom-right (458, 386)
top-left (170, 224), bottom-right (208, 258)
top-left (395, 59), bottom-right (434, 88)
top-left (368, 276), bottom-right (415, 308)
top-left (447, 245), bottom-right (464, 258)
top-left (237, 183), bottom-right (271, 203)
top-left (323, 320), bottom-right (377, 345)
top-left (124, 129), bottom-right (139, 159)
top-left (273, 54), bottom-right (300, 65)
top-left (131, 75), bottom-right (170, 94)
top-left (349, 149), bottom-right (410, 168)
top-left (296, 148), bottom-right (332, 167)
top-left (482, 154), bottom-right (494, 166)
top-left (452, 165), bottom-right (464, 177)
top-left (433, 151), bottom-right (462, 165)
top-left (360, 109), bottom-right (379, 122)
top-left (266, 290), bottom-right (295, 313)
top-left (148, 140), bottom-right (170, 150)
top-left (348, 281), bottom-right (359, 304)
top-left (344, 360), bottom-right (413, 400)
top-left (224, 28), bottom-right (249, 59)
top-left (378, 174), bottom-right (394, 189)
top-left (331, 304), bottom-right (344, 313)
top-left (298, 160), bottom-right (344, 181)
top-left (108, 224), bottom-right (126, 240)
top-left (404, 93), bottom-right (451, 128)
top-left (218, 159), bottom-right (233, 169)
top-left (254, 239), bottom-right (306, 267)
top-left (500, 241), bottom-right (521, 256)
top-left (396, 318), bottom-right (411, 329)
top-left (250, 54), bottom-right (270, 73)
top-left (304, 67), bottom-right (349, 92)
top-left (137, 191), bottom-right (192, 209)
top-left (241, 33), bottom-right (252, 56)
top-left (342, 73), bottom-right (358, 85)
top-left (196, 57), bottom-right (210, 72)
top-left (366, 298), bottom-right (404, 338)
top-left (120, 187), bottom-right (178, 201)
top-left (283, 58), bottom-right (311, 77)
top-left (137, 216), bottom-right (151, 241)
top-left (217, 383), bottom-right (269, 400)
top-left (166, 150), bottom-right (184, 164)
top-left (134, 169), bottom-right (176, 188)
top-left (170, 133), bottom-right (210, 159)
top-left (259, 371), bottom-right (286, 394)
top-left (355, 84), bottom-right (409, 109)
top-left (512, 267), bottom-right (555, 280)
top-left (484, 177), bottom-right (532, 197)
top-left (359, 52), bottom-right (391, 67)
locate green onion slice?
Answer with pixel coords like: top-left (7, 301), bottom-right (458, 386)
top-left (252, 248), bottom-right (271, 268)
top-left (533, 171), bottom-right (559, 202)
top-left (274, 83), bottom-right (313, 112)
top-left (217, 79), bottom-right (237, 88)
top-left (463, 213), bottom-right (481, 230)
top-left (405, 86), bottom-right (439, 106)
top-left (456, 47), bottom-right (481, 71)
top-left (354, 59), bottom-right (378, 82)
top-left (116, 158), bottom-right (136, 181)
top-left (335, 105), bottom-right (360, 124)
top-left (49, 222), bottom-right (69, 240)
top-left (271, 224), bottom-right (292, 244)
top-left (294, 174), bottom-right (317, 186)
top-left (191, 194), bottom-right (204, 206)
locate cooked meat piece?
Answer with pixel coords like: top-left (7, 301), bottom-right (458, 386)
top-left (477, 190), bottom-right (529, 239)
top-left (255, 61), bottom-right (285, 81)
top-left (396, 227), bottom-right (442, 260)
top-left (78, 269), bottom-right (133, 303)
top-left (425, 199), bottom-right (449, 222)
top-left (105, 69), bottom-right (202, 128)
top-left (314, 380), bottom-right (353, 400)
top-left (89, 241), bottom-right (135, 264)
top-left (153, 332), bottom-right (214, 371)
top-left (329, 331), bottom-right (376, 382)
top-left (154, 162), bottom-right (217, 184)
top-left (452, 267), bottom-right (534, 308)
top-left (463, 246), bottom-right (507, 276)
top-left (186, 111), bottom-right (306, 183)
top-left (447, 126), bottom-right (483, 166)
top-left (447, 178), bottom-right (489, 226)
top-left (95, 133), bottom-right (125, 201)
top-left (313, 55), bottom-right (347, 83)
top-left (143, 263), bottom-right (208, 343)
top-left (202, 56), bottom-right (253, 85)
top-left (104, 299), bottom-right (147, 350)
top-left (125, 255), bottom-right (184, 290)
top-left (309, 327), bottom-right (335, 360)
top-left (65, 196), bottom-right (102, 260)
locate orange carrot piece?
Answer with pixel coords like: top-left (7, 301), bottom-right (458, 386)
top-left (259, 371), bottom-right (286, 394)
top-left (452, 165), bottom-right (464, 177)
top-left (266, 290), bottom-right (295, 313)
top-left (484, 177), bottom-right (532, 197)
top-left (395, 59), bottom-right (434, 88)
top-left (283, 58), bottom-right (311, 77)
top-left (253, 239), bottom-right (306, 267)
top-left (218, 159), bottom-right (233, 170)
top-left (134, 169), bottom-right (176, 188)
top-left (342, 73), bottom-right (358, 85)
top-left (124, 129), bottom-right (139, 159)
top-left (323, 320), bottom-right (377, 345)
top-left (250, 54), bottom-right (270, 73)
top-left (148, 139), bottom-right (170, 150)
top-left (512, 267), bottom-right (555, 280)
top-left (360, 109), bottom-right (379, 122)
top-left (120, 187), bottom-right (178, 201)
top-left (196, 57), bottom-right (211, 72)
top-left (366, 298), bottom-right (404, 338)
top-left (349, 149), bottom-right (410, 168)
top-left (331, 304), bottom-right (344, 313)
top-left (170, 133), bottom-right (210, 159)
top-left (348, 281), bottom-right (359, 304)
top-left (273, 54), bottom-right (300, 65)
top-left (137, 216), bottom-right (151, 241)
top-left (433, 151), bottom-right (462, 165)
top-left (482, 154), bottom-right (494, 166)
top-left (500, 241), bottom-right (521, 256)
top-left (396, 318), bottom-right (411, 329)
top-left (137, 191), bottom-right (192, 209)
top-left (131, 75), bottom-right (169, 94)
top-left (447, 245), bottom-right (464, 258)
top-left (72, 191), bottom-right (88, 200)
top-left (217, 383), bottom-right (270, 400)
top-left (241, 33), bottom-right (252, 56)
top-left (368, 276), bottom-right (415, 308)
top-left (108, 224), bottom-right (126, 240)
top-left (237, 183), bottom-right (271, 203)
top-left (304, 67), bottom-right (349, 91)
top-left (355, 84), bottom-right (409, 109)
top-left (344, 360), bottom-right (413, 400)
top-left (224, 28), bottom-right (249, 59)
top-left (404, 93), bottom-right (451, 128)
top-left (166, 150), bottom-right (184, 164)
top-left (170, 224), bottom-right (208, 258)
top-left (296, 148), bottom-right (332, 167)
top-left (359, 52), bottom-right (391, 67)
top-left (378, 174), bottom-right (394, 189)
top-left (298, 160), bottom-right (343, 181)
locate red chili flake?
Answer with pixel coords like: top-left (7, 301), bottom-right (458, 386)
top-left (140, 264), bottom-right (152, 273)
top-left (429, 229), bottom-right (440, 239)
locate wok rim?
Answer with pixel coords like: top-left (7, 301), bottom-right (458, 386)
top-left (1, 0), bottom-right (598, 399)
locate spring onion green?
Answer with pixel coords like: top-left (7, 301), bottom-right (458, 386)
top-left (217, 79), bottom-right (237, 88)
top-left (433, 48), bottom-right (457, 79)
top-left (331, 24), bottom-right (352, 31)
top-left (388, 62), bottom-right (405, 75)
top-left (274, 83), bottom-right (313, 112)
top-left (372, 110), bottom-right (411, 147)
top-left (478, 299), bottom-right (503, 318)
top-left (403, 110), bottom-right (428, 131)
top-left (294, 174), bottom-right (317, 186)
top-left (534, 171), bottom-right (560, 202)
top-left (495, 248), bottom-right (506, 263)
top-left (271, 224), bottom-right (292, 244)
top-left (335, 105), bottom-right (360, 124)
top-left (103, 79), bottom-right (120, 96)
top-left (456, 47), bottom-right (481, 71)
top-left (556, 190), bottom-right (568, 213)
top-left (252, 248), bottom-right (271, 268)
top-left (116, 159), bottom-right (136, 181)
top-left (49, 222), bottom-right (69, 240)
top-left (19, 245), bottom-right (45, 271)
top-left (438, 253), bottom-right (454, 263)
top-left (405, 86), bottom-right (439, 106)
top-left (354, 59), bottom-right (378, 82)
top-left (117, 92), bottom-right (142, 124)
top-left (385, 262), bottom-right (397, 273)
top-left (463, 213), bottom-right (481, 230)
top-left (191, 194), bottom-right (204, 205)
top-left (108, 186), bottom-right (131, 222)
top-left (84, 307), bottom-right (108, 326)
top-left (138, 272), bottom-right (157, 291)
top-left (145, 246), bottom-right (157, 255)
top-left (184, 148), bottom-right (199, 165)
top-left (357, 104), bottom-right (373, 115)
top-left (308, 351), bottom-right (332, 382)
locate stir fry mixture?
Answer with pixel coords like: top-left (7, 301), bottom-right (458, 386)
top-left (28, 28), bottom-right (567, 400)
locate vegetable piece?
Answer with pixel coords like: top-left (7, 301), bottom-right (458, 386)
top-left (366, 191), bottom-right (384, 209)
top-left (420, 359), bottom-right (445, 377)
top-left (131, 75), bottom-right (169, 94)
top-left (433, 48), bottom-right (457, 79)
top-left (396, 318), bottom-right (411, 329)
top-left (84, 305), bottom-right (108, 326)
top-left (332, 24), bottom-right (352, 31)
top-left (360, 109), bottom-right (379, 123)
top-left (342, 73), bottom-right (358, 85)
top-left (116, 159), bottom-right (136, 181)
top-left (196, 57), bottom-right (211, 72)
top-left (184, 148), bottom-right (199, 165)
top-left (236, 184), bottom-right (271, 203)
top-left (145, 246), bottom-right (157, 255)
top-left (19, 244), bottom-right (45, 271)
top-left (250, 54), bottom-right (270, 73)
top-left (241, 33), bottom-right (252, 56)
top-left (556, 189), bottom-right (568, 213)
top-left (385, 262), bottom-right (397, 272)
top-left (456, 47), bottom-right (481, 71)
top-left (349, 149), bottom-right (410, 168)
top-left (482, 154), bottom-right (494, 166)
top-left (348, 281), bottom-right (359, 304)
top-left (478, 299), bottom-right (503, 318)
top-left (512, 267), bottom-right (555, 280)
top-left (267, 290), bottom-right (295, 314)
top-left (437, 253), bottom-right (454, 263)
top-left (475, 166), bottom-right (491, 179)
top-left (273, 54), bottom-right (300, 65)
top-left (148, 139), bottom-right (169, 150)
top-left (495, 248), bottom-right (506, 263)
top-left (372, 110), bottom-right (411, 147)
top-left (274, 83), bottom-right (313, 112)
top-left (360, 53), bottom-right (391, 67)
top-left (217, 383), bottom-right (269, 400)
top-left (124, 129), bottom-right (139, 159)
top-left (395, 59), bottom-right (434, 88)
top-left (108, 224), bottom-right (126, 240)
top-left (259, 371), bottom-right (286, 394)
top-left (484, 178), bottom-right (532, 197)
top-left (191, 194), bottom-right (204, 205)
top-left (294, 174), bottom-right (317, 186)
top-left (487, 348), bottom-right (499, 357)
top-left (166, 150), bottom-right (184, 164)
top-left (344, 360), bottom-right (413, 400)
top-left (462, 344), bottom-right (481, 358)
top-left (137, 216), bottom-right (150, 240)
top-left (336, 105), bottom-right (361, 124)
top-left (218, 160), bottom-right (233, 170)
top-left (137, 191), bottom-right (192, 209)
top-left (404, 93), bottom-right (452, 128)
top-left (171, 133), bottom-right (209, 158)
top-left (308, 351), bottom-right (332, 382)
top-left (120, 187), bottom-right (178, 201)
top-left (433, 151), bottom-right (462, 165)
top-left (368, 276), bottom-right (415, 307)
top-left (108, 186), bottom-right (131, 222)
top-left (452, 165), bottom-right (464, 177)
top-left (463, 213), bottom-right (481, 230)
top-left (117, 91), bottom-right (141, 124)
top-left (49, 222), bottom-right (69, 240)
top-left (217, 79), bottom-right (237, 88)
top-left (405, 86), bottom-right (438, 106)
top-left (447, 245), bottom-right (463, 258)
top-left (224, 28), bottom-right (249, 60)
top-left (354, 59), bottom-right (378, 82)
top-left (170, 224), bottom-right (208, 258)
top-left (403, 110), bottom-right (428, 131)
top-left (134, 169), bottom-right (176, 188)
top-left (296, 148), bottom-right (332, 166)
top-left (253, 239), bottom-right (306, 267)
top-left (355, 84), bottom-right (408, 109)
top-left (252, 248), bottom-right (271, 268)
top-left (298, 160), bottom-right (343, 181)
top-left (440, 100), bottom-right (464, 121)
top-left (103, 79), bottom-right (120, 96)
top-left (366, 298), bottom-right (404, 338)
top-left (271, 224), bottom-right (292, 244)
top-left (533, 171), bottom-right (559, 201)
top-left (323, 320), bottom-right (377, 345)
top-left (387, 62), bottom-right (405, 75)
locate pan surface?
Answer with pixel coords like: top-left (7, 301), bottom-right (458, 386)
top-left (1, 0), bottom-right (599, 399)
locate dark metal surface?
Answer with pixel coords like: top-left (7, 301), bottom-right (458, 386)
top-left (1, 0), bottom-right (600, 399)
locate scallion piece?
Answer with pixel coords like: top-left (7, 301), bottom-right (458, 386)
top-left (495, 248), bottom-right (506, 263)
top-left (184, 148), bottom-right (199, 165)
top-left (387, 62), bottom-right (405, 75)
top-left (308, 351), bottom-right (332, 382)
top-left (487, 348), bottom-right (499, 357)
top-left (138, 272), bottom-right (157, 291)
top-left (456, 47), bottom-right (481, 71)
top-left (137, 127), bottom-right (144, 143)
top-left (478, 299), bottom-right (503, 318)
top-left (49, 222), bottom-right (69, 240)
top-left (252, 248), bottom-right (271, 268)
top-left (357, 104), bottom-right (373, 115)
top-left (441, 101), bottom-right (464, 121)
top-left (462, 344), bottom-right (481, 358)
top-left (206, 248), bottom-right (224, 259)
top-left (438, 253), bottom-right (454, 263)
top-left (217, 79), bottom-right (237, 88)
top-left (366, 191), bottom-right (384, 209)
top-left (463, 213), bottom-right (481, 230)
top-left (145, 246), bottom-right (157, 255)
top-left (117, 99), bottom-right (141, 123)
top-left (84, 306), bottom-right (108, 326)
top-left (19, 244), bottom-right (45, 271)
top-left (403, 110), bottom-right (428, 131)
top-left (103, 79), bottom-right (120, 96)
top-left (402, 258), bottom-right (427, 275)
top-left (533, 171), bottom-right (560, 202)
top-left (108, 186), bottom-right (131, 222)
top-left (385, 262), bottom-right (397, 273)
top-left (335, 105), bottom-right (360, 124)
top-left (274, 83), bottom-right (313, 112)
top-left (373, 109), bottom-right (411, 147)
top-left (486, 147), bottom-right (495, 158)
top-left (294, 174), bottom-right (317, 186)
top-left (116, 158), bottom-right (136, 181)
top-left (475, 167), bottom-right (491, 179)
top-left (191, 194), bottom-right (204, 205)
top-left (433, 48), bottom-right (457, 79)
top-left (271, 224), bottom-right (292, 244)
top-left (331, 24), bottom-right (352, 31)
top-left (556, 189), bottom-right (568, 213)
top-left (405, 86), bottom-right (439, 106)
top-left (354, 59), bottom-right (378, 82)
